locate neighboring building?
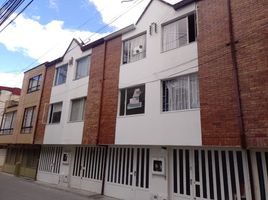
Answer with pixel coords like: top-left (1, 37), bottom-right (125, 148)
top-left (1, 64), bottom-right (46, 178)
top-left (0, 86), bottom-right (21, 170)
top-left (1, 0), bottom-right (267, 199)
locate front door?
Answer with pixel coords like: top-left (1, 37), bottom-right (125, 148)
top-left (104, 147), bottom-right (150, 200)
top-left (171, 148), bottom-right (252, 200)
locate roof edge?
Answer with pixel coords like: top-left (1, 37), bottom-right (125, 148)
top-left (24, 62), bottom-right (47, 73)
top-left (173, 0), bottom-right (197, 10)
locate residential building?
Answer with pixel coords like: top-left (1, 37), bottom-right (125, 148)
top-left (0, 86), bottom-right (21, 170)
top-left (1, 0), bottom-right (267, 199)
top-left (1, 64), bottom-right (46, 178)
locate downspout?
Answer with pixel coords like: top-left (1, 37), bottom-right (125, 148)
top-left (97, 40), bottom-right (108, 194)
top-left (96, 40), bottom-right (107, 145)
top-left (227, 1), bottom-right (254, 199)
top-left (227, 0), bottom-right (246, 149)
top-left (32, 67), bottom-right (47, 180)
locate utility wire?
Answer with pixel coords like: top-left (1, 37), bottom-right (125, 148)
top-left (16, 0), bottom-right (146, 73)
top-left (0, 0), bottom-right (33, 33)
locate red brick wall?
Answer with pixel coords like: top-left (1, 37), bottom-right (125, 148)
top-left (231, 0), bottom-right (268, 148)
top-left (198, 0), bottom-right (242, 146)
top-left (82, 43), bottom-right (105, 144)
top-left (82, 36), bottom-right (122, 145)
top-left (198, 0), bottom-right (268, 147)
top-left (34, 65), bottom-right (55, 144)
top-left (98, 36), bottom-right (122, 144)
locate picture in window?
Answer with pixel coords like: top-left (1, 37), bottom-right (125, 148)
top-left (119, 85), bottom-right (145, 116)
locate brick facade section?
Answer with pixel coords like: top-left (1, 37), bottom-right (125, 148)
top-left (82, 43), bottom-right (105, 144)
top-left (231, 0), bottom-right (268, 148)
top-left (34, 65), bottom-right (55, 144)
top-left (198, 0), bottom-right (268, 147)
top-left (98, 36), bottom-right (122, 144)
top-left (82, 36), bottom-right (122, 145)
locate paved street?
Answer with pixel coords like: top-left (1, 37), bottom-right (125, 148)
top-left (0, 172), bottom-right (118, 200)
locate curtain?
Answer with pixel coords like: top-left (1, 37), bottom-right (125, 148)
top-left (190, 73), bottom-right (200, 108)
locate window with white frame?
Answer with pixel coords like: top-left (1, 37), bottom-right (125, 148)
top-left (75, 56), bottom-right (90, 80)
top-left (0, 111), bottom-right (16, 134)
top-left (28, 74), bottom-right (42, 93)
top-left (119, 85), bottom-right (145, 116)
top-left (48, 102), bottom-right (62, 124)
top-left (69, 97), bottom-right (86, 122)
top-left (55, 64), bottom-right (68, 86)
top-left (162, 13), bottom-right (196, 52)
top-left (21, 106), bottom-right (35, 133)
top-left (162, 73), bottom-right (199, 112)
top-left (122, 33), bottom-right (146, 64)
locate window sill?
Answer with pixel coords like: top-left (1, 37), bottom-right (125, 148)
top-left (67, 120), bottom-right (84, 123)
top-left (53, 83), bottom-right (66, 87)
top-left (117, 113), bottom-right (145, 118)
top-left (161, 41), bottom-right (197, 54)
top-left (161, 108), bottom-right (200, 114)
top-left (121, 56), bottom-right (146, 66)
top-left (47, 122), bottom-right (61, 125)
top-left (0, 133), bottom-right (13, 136)
top-left (27, 88), bottom-right (40, 94)
top-left (73, 75), bottom-right (88, 81)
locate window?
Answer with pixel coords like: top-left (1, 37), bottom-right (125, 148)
top-left (119, 85), bottom-right (145, 116)
top-left (55, 64), bottom-right (68, 86)
top-left (122, 34), bottom-right (146, 64)
top-left (21, 107), bottom-right (35, 133)
top-left (75, 56), bottom-right (90, 80)
top-left (162, 73), bottom-right (199, 112)
top-left (48, 102), bottom-right (62, 124)
top-left (0, 111), bottom-right (16, 134)
top-left (162, 13), bottom-right (196, 52)
top-left (70, 97), bottom-right (86, 122)
top-left (28, 74), bottom-right (42, 93)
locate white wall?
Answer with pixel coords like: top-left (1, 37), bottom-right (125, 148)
top-left (43, 41), bottom-right (91, 144)
top-left (115, 1), bottom-right (201, 146)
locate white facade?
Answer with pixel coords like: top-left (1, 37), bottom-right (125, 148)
top-left (43, 40), bottom-right (91, 144)
top-left (115, 0), bottom-right (201, 146)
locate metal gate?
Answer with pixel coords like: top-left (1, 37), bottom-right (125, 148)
top-left (171, 148), bottom-right (252, 200)
top-left (104, 147), bottom-right (150, 200)
top-left (250, 150), bottom-right (268, 200)
top-left (38, 146), bottom-right (62, 174)
top-left (70, 146), bottom-right (106, 193)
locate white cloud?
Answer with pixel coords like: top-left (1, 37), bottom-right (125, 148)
top-left (0, 14), bottom-right (106, 64)
top-left (0, 72), bottom-right (24, 88)
top-left (49, 0), bottom-right (58, 10)
top-left (88, 0), bottom-right (181, 29)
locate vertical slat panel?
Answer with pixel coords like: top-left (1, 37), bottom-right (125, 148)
top-left (226, 151), bottom-right (233, 200)
top-left (261, 152), bottom-right (268, 198)
top-left (205, 150), bottom-right (211, 199)
top-left (198, 149), bottom-right (203, 198)
top-left (242, 151), bottom-right (252, 200)
top-left (219, 151), bottom-right (225, 200)
top-left (233, 151), bottom-right (241, 200)
top-left (212, 150), bottom-right (218, 200)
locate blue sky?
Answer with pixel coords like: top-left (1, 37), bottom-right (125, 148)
top-left (0, 0), bottom-right (177, 87)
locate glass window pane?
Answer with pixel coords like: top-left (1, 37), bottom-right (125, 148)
top-left (70, 98), bottom-right (85, 121)
top-left (190, 73), bottom-right (200, 108)
top-left (178, 17), bottom-right (188, 46)
top-left (123, 34), bottom-right (146, 64)
top-left (75, 56), bottom-right (90, 79)
top-left (55, 65), bottom-right (67, 85)
top-left (49, 102), bottom-right (62, 123)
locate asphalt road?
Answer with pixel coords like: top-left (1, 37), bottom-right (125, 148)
top-left (0, 172), bottom-right (117, 200)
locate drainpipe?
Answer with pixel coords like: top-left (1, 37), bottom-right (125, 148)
top-left (226, 0), bottom-right (246, 149)
top-left (227, 1), bottom-right (254, 199)
top-left (97, 40), bottom-right (107, 195)
top-left (96, 40), bottom-right (107, 145)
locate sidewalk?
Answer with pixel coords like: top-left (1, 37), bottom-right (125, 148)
top-left (35, 180), bottom-right (120, 200)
